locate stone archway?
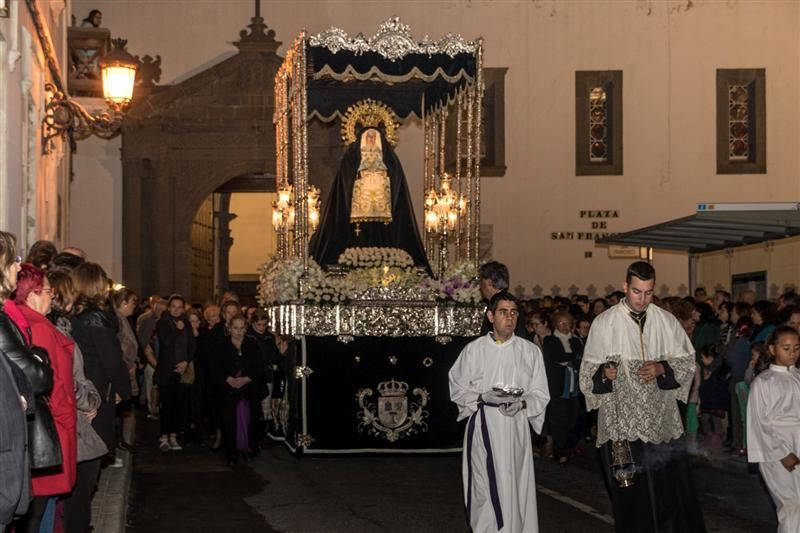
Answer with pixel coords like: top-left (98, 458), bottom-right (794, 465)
top-left (120, 14), bottom-right (282, 301)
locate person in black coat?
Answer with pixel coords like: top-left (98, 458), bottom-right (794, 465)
top-left (220, 315), bottom-right (267, 465)
top-left (154, 295), bottom-right (195, 451)
top-left (0, 232), bottom-right (35, 530)
top-left (247, 309), bottom-right (274, 437)
top-left (542, 311), bottom-right (583, 465)
top-left (69, 263), bottom-right (132, 454)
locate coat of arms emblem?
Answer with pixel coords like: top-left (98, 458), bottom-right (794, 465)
top-left (356, 379), bottom-right (429, 442)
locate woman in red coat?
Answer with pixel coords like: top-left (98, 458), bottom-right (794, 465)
top-left (14, 264), bottom-right (77, 532)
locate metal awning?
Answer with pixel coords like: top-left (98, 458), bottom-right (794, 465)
top-left (597, 202), bottom-right (800, 254)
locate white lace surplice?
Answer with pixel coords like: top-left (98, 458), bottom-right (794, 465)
top-left (578, 302), bottom-right (695, 446)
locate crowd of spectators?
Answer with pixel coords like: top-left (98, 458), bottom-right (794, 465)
top-left (502, 269), bottom-right (800, 465)
top-left (2, 235), bottom-right (799, 532)
top-left (0, 233), bottom-right (292, 533)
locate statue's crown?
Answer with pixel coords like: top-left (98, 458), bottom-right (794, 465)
top-left (378, 379), bottom-right (408, 397)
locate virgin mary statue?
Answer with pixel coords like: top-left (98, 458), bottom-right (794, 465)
top-left (308, 126), bottom-right (430, 271)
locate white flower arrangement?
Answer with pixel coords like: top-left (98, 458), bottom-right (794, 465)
top-left (257, 256), bottom-right (307, 304)
top-left (338, 247), bottom-right (414, 269)
top-left (259, 254), bottom-right (479, 306)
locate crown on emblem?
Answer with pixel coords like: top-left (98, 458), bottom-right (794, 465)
top-left (377, 379), bottom-right (408, 397)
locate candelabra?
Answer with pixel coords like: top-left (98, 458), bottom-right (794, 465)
top-left (424, 173), bottom-right (467, 277)
top-left (272, 183), bottom-right (321, 257)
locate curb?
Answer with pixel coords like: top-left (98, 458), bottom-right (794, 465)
top-left (90, 448), bottom-right (133, 533)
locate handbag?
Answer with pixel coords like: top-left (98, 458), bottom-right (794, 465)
top-left (76, 411), bottom-right (108, 462)
top-left (180, 361), bottom-right (195, 385)
top-left (28, 395), bottom-right (63, 470)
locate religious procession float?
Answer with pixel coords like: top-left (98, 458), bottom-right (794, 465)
top-left (260, 17), bottom-right (486, 454)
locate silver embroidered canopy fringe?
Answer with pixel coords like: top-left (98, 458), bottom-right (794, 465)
top-left (267, 301), bottom-right (484, 339)
top-left (309, 16), bottom-right (477, 60)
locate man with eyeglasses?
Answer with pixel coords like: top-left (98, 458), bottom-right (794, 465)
top-left (449, 291), bottom-right (550, 532)
top-left (578, 261), bottom-right (706, 533)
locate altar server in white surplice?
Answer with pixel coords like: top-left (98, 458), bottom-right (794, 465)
top-left (449, 291), bottom-right (550, 533)
top-left (747, 326), bottom-right (800, 533)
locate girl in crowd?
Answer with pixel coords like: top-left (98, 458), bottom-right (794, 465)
top-left (155, 294), bottom-right (194, 452)
top-left (14, 265), bottom-right (77, 533)
top-left (724, 316), bottom-right (754, 455)
top-left (747, 326), bottom-right (800, 532)
top-left (699, 345), bottom-right (729, 449)
top-left (716, 302), bottom-right (735, 348)
top-left (221, 315), bottom-right (266, 464)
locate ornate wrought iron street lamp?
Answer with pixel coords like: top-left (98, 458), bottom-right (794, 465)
top-left (42, 38), bottom-right (138, 151)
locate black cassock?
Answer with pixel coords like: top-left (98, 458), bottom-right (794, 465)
top-left (308, 128), bottom-right (430, 272)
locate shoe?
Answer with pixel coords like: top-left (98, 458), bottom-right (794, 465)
top-left (168, 439), bottom-right (183, 451)
top-left (109, 456), bottom-right (124, 468)
top-left (159, 440), bottom-right (171, 452)
top-left (118, 441), bottom-right (136, 452)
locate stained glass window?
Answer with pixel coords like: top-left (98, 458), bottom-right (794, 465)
top-left (576, 70), bottom-right (622, 176)
top-left (728, 84), bottom-right (751, 161)
top-left (716, 69), bottom-right (765, 174)
top-left (589, 87), bottom-right (608, 163)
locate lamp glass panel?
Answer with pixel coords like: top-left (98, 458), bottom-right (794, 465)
top-left (102, 66), bottom-right (136, 104)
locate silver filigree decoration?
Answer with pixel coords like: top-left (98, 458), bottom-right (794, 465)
top-left (295, 365), bottom-right (314, 379)
top-left (356, 380), bottom-right (430, 442)
top-left (309, 16), bottom-right (477, 61)
top-left (269, 301), bottom-right (483, 339)
top-left (422, 357), bottom-right (434, 368)
top-left (388, 355), bottom-right (398, 366)
top-left (296, 433), bottom-right (315, 448)
top-left (354, 355), bottom-right (361, 363)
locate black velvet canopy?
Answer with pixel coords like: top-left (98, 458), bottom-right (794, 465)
top-left (307, 46), bottom-right (477, 119)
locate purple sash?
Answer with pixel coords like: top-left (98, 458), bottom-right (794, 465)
top-left (466, 401), bottom-right (504, 530)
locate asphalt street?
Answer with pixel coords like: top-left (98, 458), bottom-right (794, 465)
top-left (127, 417), bottom-right (778, 532)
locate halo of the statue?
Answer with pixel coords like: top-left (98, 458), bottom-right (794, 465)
top-left (340, 99), bottom-right (399, 146)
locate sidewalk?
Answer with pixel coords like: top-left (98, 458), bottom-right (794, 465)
top-left (89, 446), bottom-right (134, 532)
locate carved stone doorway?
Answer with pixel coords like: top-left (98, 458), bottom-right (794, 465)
top-left (121, 14), bottom-right (282, 301)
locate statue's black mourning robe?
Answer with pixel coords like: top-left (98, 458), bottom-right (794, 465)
top-left (308, 128), bottom-right (430, 272)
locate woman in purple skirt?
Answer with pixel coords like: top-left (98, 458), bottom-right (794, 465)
top-left (220, 315), bottom-right (267, 465)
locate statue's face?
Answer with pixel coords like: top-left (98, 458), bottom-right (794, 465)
top-left (365, 130), bottom-right (377, 145)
